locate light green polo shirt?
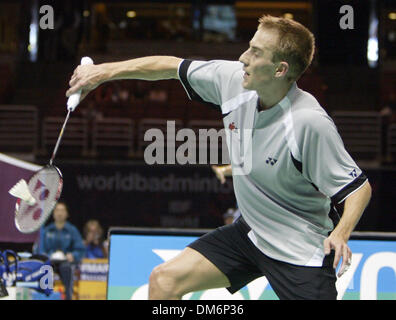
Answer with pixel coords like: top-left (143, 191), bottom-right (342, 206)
top-left (178, 59), bottom-right (368, 266)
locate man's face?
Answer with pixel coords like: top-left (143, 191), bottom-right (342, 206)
top-left (239, 28), bottom-right (280, 91)
top-left (53, 203), bottom-right (68, 223)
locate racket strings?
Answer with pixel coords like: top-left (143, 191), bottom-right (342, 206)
top-left (15, 166), bottom-right (63, 233)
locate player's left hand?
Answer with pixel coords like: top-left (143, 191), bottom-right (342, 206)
top-left (323, 232), bottom-right (352, 278)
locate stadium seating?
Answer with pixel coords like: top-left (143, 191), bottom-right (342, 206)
top-left (0, 105), bottom-right (38, 154)
top-left (92, 118), bottom-right (134, 158)
top-left (387, 124), bottom-right (396, 163)
top-left (331, 111), bottom-right (382, 161)
top-left (41, 117), bottom-right (89, 157)
top-left (1, 105), bottom-right (394, 165)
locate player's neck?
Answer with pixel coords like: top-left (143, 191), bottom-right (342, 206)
top-left (257, 82), bottom-right (292, 111)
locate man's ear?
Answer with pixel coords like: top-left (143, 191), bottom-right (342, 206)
top-left (275, 61), bottom-right (289, 78)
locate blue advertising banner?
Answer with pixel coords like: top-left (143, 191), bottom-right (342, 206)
top-left (107, 229), bottom-right (396, 300)
top-left (337, 239), bottom-right (396, 300)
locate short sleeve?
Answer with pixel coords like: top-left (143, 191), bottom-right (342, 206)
top-left (178, 59), bottom-right (245, 112)
top-left (300, 115), bottom-right (368, 204)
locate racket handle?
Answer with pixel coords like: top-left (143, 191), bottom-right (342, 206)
top-left (67, 56), bottom-right (94, 112)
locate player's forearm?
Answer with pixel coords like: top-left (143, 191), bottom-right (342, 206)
top-left (332, 181), bottom-right (372, 240)
top-left (66, 56), bottom-right (182, 100)
top-left (99, 56), bottom-right (182, 82)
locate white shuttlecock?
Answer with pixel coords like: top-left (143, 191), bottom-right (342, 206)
top-left (8, 179), bottom-right (36, 206)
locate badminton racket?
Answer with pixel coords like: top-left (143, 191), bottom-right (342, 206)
top-left (8, 56), bottom-right (94, 233)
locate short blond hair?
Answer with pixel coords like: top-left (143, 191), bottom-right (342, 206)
top-left (83, 219), bottom-right (104, 240)
top-left (258, 15), bottom-right (315, 81)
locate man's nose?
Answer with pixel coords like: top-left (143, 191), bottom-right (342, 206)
top-left (239, 50), bottom-right (248, 66)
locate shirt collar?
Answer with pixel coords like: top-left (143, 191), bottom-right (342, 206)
top-left (254, 82), bottom-right (297, 128)
top-left (256, 82), bottom-right (297, 113)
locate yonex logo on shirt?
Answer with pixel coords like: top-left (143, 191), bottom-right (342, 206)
top-left (349, 169), bottom-right (357, 178)
top-left (265, 157), bottom-right (277, 166)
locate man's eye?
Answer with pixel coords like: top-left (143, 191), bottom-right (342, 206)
top-left (250, 48), bottom-right (259, 56)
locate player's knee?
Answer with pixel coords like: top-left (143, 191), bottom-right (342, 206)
top-left (149, 264), bottom-right (182, 299)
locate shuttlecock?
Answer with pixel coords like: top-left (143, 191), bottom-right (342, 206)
top-left (8, 179), bottom-right (36, 206)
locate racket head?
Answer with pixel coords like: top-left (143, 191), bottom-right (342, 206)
top-left (14, 165), bottom-right (63, 234)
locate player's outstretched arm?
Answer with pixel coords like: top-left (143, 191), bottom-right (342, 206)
top-left (66, 56), bottom-right (182, 101)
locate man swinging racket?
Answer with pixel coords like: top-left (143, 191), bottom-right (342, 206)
top-left (67, 15), bottom-right (372, 300)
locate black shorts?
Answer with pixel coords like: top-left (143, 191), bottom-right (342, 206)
top-left (188, 216), bottom-right (337, 300)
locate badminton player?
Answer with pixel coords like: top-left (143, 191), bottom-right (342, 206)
top-left (67, 15), bottom-right (372, 300)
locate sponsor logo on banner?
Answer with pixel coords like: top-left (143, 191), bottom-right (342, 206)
top-left (80, 259), bottom-right (108, 282)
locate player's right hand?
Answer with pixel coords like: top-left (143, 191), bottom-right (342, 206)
top-left (66, 64), bottom-right (103, 101)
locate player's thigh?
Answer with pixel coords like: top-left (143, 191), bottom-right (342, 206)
top-left (153, 246), bottom-right (231, 294)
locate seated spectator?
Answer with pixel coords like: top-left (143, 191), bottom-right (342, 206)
top-left (83, 219), bottom-right (108, 259)
top-left (35, 201), bottom-right (85, 300)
